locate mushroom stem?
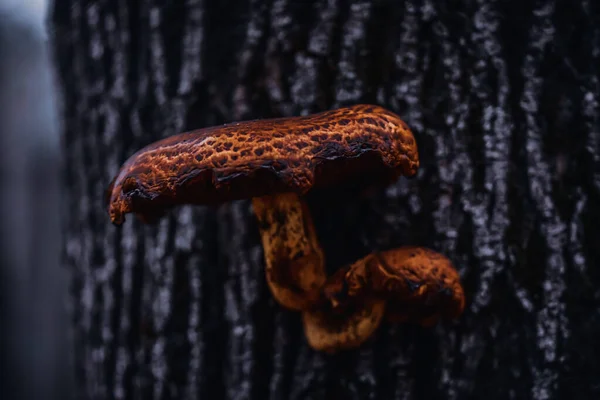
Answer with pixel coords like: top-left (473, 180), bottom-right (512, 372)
top-left (252, 192), bottom-right (327, 311)
top-left (300, 261), bottom-right (386, 353)
top-left (302, 297), bottom-right (386, 353)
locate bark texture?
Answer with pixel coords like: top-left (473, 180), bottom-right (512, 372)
top-left (50, 0), bottom-right (600, 399)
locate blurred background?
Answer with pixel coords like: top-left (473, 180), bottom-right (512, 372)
top-left (2, 0), bottom-right (600, 399)
top-left (1, 1), bottom-right (73, 400)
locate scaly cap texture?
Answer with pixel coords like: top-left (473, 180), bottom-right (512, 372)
top-left (106, 104), bottom-right (418, 225)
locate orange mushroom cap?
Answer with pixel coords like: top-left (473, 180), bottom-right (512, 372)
top-left (105, 104), bottom-right (419, 225)
top-left (324, 246), bottom-right (466, 326)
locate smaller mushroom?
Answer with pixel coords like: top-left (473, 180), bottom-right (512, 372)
top-left (303, 246), bottom-right (465, 352)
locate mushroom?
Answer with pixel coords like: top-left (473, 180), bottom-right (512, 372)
top-left (105, 104), bottom-right (419, 311)
top-left (303, 246), bottom-right (465, 352)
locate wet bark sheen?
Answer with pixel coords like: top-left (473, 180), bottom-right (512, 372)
top-left (51, 0), bottom-right (600, 399)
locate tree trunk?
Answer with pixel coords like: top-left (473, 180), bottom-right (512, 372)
top-left (50, 0), bottom-right (600, 399)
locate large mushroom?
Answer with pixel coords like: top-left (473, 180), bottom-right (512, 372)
top-left (105, 104), bottom-right (419, 311)
top-left (303, 246), bottom-right (465, 352)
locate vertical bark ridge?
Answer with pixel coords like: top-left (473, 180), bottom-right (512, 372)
top-left (291, 0), bottom-right (341, 113)
top-left (518, 3), bottom-right (566, 399)
top-left (332, 0), bottom-right (372, 107)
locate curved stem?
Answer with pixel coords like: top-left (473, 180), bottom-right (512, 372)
top-left (302, 298), bottom-right (386, 353)
top-left (252, 192), bottom-right (326, 311)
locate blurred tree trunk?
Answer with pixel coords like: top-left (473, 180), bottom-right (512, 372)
top-left (50, 0), bottom-right (600, 399)
top-left (1, 5), bottom-right (71, 400)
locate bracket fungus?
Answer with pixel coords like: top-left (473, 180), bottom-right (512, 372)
top-left (105, 104), bottom-right (419, 312)
top-left (303, 246), bottom-right (465, 353)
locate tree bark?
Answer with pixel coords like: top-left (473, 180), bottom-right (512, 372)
top-left (50, 0), bottom-right (600, 399)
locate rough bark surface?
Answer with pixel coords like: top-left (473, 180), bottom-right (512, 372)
top-left (50, 0), bottom-right (600, 399)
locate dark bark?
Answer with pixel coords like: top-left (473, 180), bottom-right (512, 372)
top-left (50, 0), bottom-right (600, 399)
